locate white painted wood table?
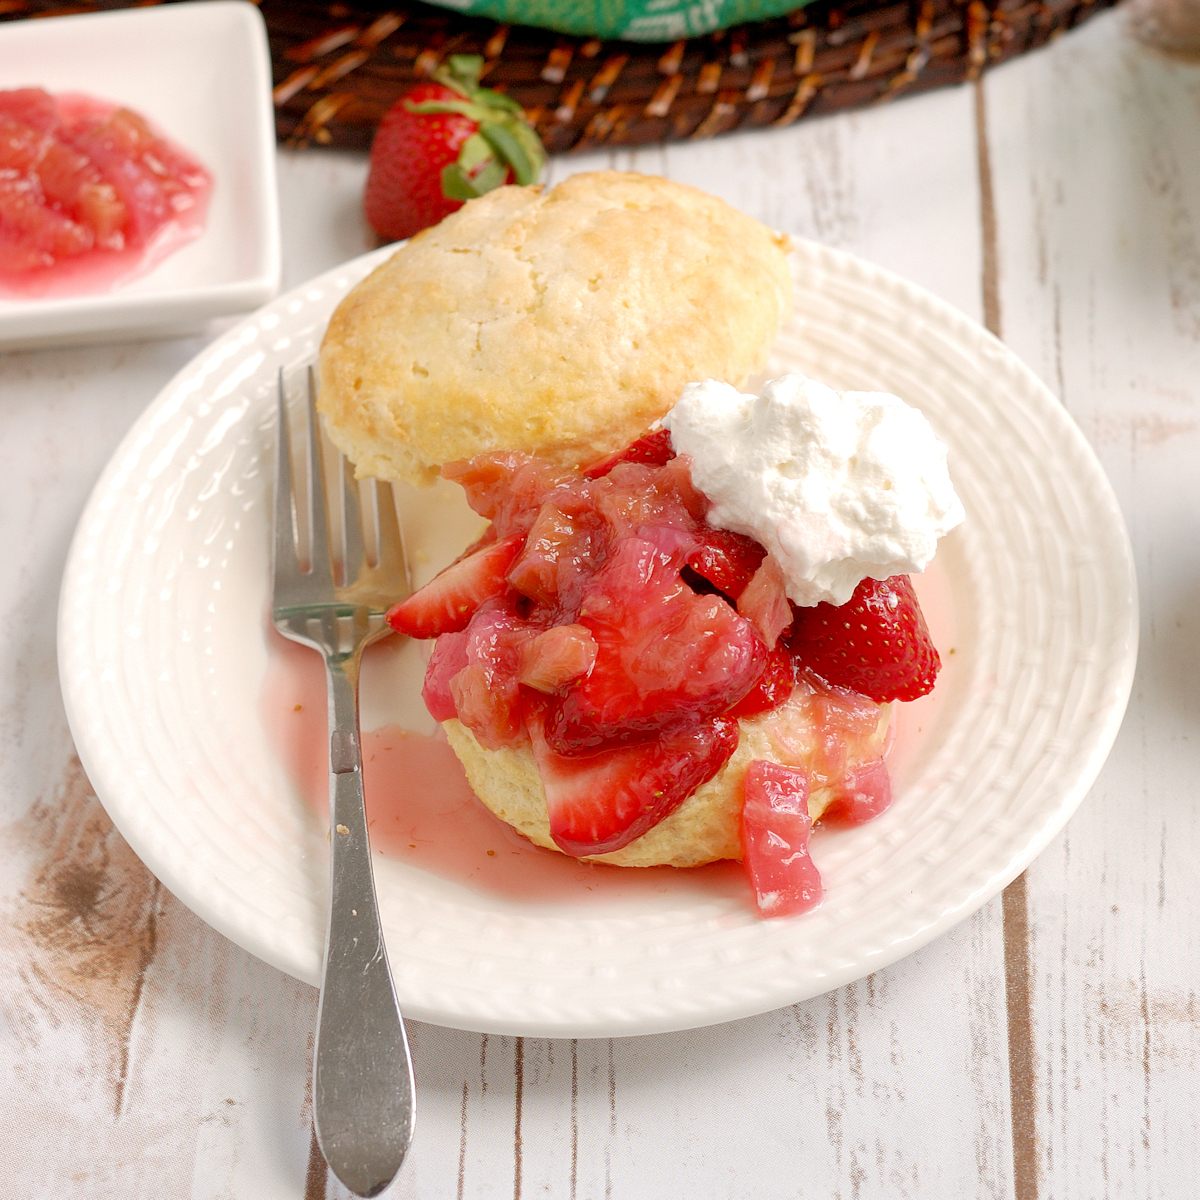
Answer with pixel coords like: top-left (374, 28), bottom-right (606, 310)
top-left (2, 10), bottom-right (1198, 1196)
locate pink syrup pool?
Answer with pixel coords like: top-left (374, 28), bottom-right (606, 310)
top-left (259, 555), bottom-right (958, 909)
top-left (0, 88), bottom-right (212, 298)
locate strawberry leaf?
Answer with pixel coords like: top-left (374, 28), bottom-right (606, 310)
top-left (404, 98), bottom-right (493, 123)
top-left (468, 157), bottom-right (509, 194)
top-left (479, 122), bottom-right (537, 185)
top-left (474, 87), bottom-right (525, 115)
top-left (458, 132), bottom-right (495, 173)
top-left (441, 162), bottom-right (483, 201)
top-left (441, 54), bottom-right (486, 94)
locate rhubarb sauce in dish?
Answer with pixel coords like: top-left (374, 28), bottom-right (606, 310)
top-left (0, 87), bottom-right (211, 297)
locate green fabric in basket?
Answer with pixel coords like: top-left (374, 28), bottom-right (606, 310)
top-left (428, 0), bottom-right (808, 42)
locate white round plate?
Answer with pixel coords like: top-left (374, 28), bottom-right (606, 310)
top-left (58, 241), bottom-right (1137, 1038)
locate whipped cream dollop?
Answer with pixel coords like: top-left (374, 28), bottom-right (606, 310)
top-left (662, 374), bottom-right (964, 607)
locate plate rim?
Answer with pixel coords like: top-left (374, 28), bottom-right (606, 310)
top-left (57, 237), bottom-right (1139, 1036)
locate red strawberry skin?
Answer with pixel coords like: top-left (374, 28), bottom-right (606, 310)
top-left (529, 703), bottom-right (740, 857)
top-left (364, 83), bottom-right (480, 243)
top-left (786, 575), bottom-right (940, 703)
top-left (385, 533), bottom-right (525, 639)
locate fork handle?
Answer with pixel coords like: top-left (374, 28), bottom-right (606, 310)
top-left (313, 660), bottom-right (415, 1198)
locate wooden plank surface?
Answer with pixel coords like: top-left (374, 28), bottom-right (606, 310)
top-left (1, 9), bottom-right (1197, 1195)
top-left (988, 15), bottom-right (1200, 1199)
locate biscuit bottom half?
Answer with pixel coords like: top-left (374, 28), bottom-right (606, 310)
top-left (443, 683), bottom-right (891, 869)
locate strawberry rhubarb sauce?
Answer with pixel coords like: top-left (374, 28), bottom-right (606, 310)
top-left (386, 425), bottom-right (949, 918)
top-left (0, 87), bottom-right (211, 296)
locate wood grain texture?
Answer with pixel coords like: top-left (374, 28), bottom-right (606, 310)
top-left (987, 11), bottom-right (1200, 1197)
top-left (4, 12), bottom-right (1195, 1190)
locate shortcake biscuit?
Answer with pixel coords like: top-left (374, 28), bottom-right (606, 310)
top-left (443, 686), bottom-right (890, 868)
top-left (318, 171), bottom-right (792, 485)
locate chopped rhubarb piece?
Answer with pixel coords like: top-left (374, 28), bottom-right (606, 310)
top-left (449, 607), bottom-right (533, 748)
top-left (443, 451), bottom-right (575, 537)
top-left (592, 456), bottom-right (707, 542)
top-left (582, 428), bottom-right (676, 479)
top-left (685, 527), bottom-right (766, 599)
top-left (727, 643), bottom-right (795, 718)
top-left (0, 89), bottom-right (58, 133)
top-left (67, 117), bottom-right (172, 247)
top-left (421, 630), bottom-right (469, 721)
top-left (507, 501), bottom-right (604, 611)
top-left (737, 554), bottom-right (792, 646)
top-left (741, 760), bottom-right (823, 918)
top-left (530, 704), bottom-right (739, 856)
top-left (821, 758), bottom-right (893, 824)
top-left (386, 532), bottom-right (526, 638)
top-left (546, 536), bottom-right (767, 753)
top-left (787, 574), bottom-right (940, 703)
top-left (517, 624), bottom-right (598, 693)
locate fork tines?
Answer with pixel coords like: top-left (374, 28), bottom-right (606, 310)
top-left (274, 366), bottom-right (407, 614)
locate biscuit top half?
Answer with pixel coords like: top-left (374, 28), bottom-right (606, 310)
top-left (318, 171), bottom-right (793, 486)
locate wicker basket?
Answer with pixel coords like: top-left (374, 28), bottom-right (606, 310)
top-left (263, 0), bottom-right (1117, 151)
top-left (2, 0), bottom-right (1119, 151)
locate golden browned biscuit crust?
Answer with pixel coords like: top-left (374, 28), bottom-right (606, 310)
top-left (443, 687), bottom-right (890, 868)
top-left (318, 171), bottom-right (792, 485)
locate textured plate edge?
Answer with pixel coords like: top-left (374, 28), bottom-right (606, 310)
top-left (56, 237), bottom-right (1140, 1037)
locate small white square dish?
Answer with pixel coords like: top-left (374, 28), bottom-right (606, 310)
top-left (0, 1), bottom-right (280, 350)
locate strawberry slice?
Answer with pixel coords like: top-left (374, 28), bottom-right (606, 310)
top-left (740, 760), bottom-right (823, 918)
top-left (582, 428), bottom-right (676, 479)
top-left (786, 575), bottom-right (940, 703)
top-left (546, 536), bottom-right (767, 753)
top-left (386, 532), bottom-right (525, 638)
top-left (685, 528), bottom-right (766, 599)
top-left (529, 704), bottom-right (739, 856)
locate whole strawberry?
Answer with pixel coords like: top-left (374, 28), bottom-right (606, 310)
top-left (786, 575), bottom-right (940, 703)
top-left (364, 54), bottom-right (545, 242)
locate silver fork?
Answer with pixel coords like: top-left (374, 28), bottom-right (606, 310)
top-left (273, 366), bottom-right (415, 1197)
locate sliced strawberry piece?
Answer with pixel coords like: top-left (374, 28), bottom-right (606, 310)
top-left (529, 703), bottom-right (739, 856)
top-left (386, 532), bottom-right (525, 638)
top-left (582, 428), bottom-right (675, 479)
top-left (546, 536), bottom-right (767, 753)
top-left (741, 760), bottom-right (823, 918)
top-left (727, 643), bottom-right (795, 718)
top-left (737, 553), bottom-right (792, 646)
top-left (685, 527), bottom-right (766, 599)
top-left (517, 624), bottom-right (598, 693)
top-left (821, 758), bottom-right (893, 824)
top-left (786, 575), bottom-right (940, 703)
